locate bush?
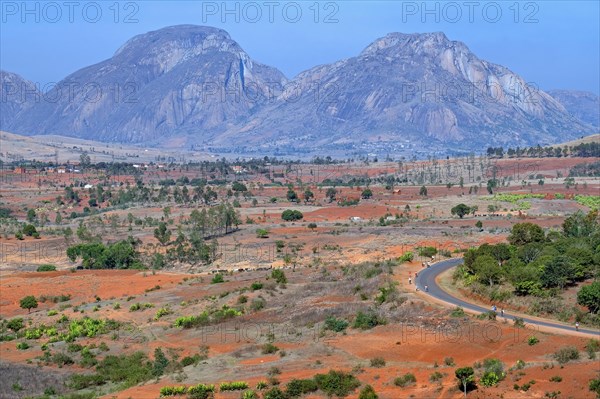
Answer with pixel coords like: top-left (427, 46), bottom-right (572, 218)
top-left (271, 269), bottom-right (287, 284)
top-left (370, 357), bottom-right (386, 368)
top-left (399, 252), bottom-right (414, 263)
top-left (159, 385), bottom-right (187, 396)
top-left (418, 246), bottom-right (437, 257)
top-left (429, 371), bottom-right (444, 382)
top-left (242, 390), bottom-right (259, 399)
top-left (589, 378), bottom-right (600, 397)
top-left (528, 336), bottom-right (539, 346)
top-left (481, 371), bottom-right (500, 386)
top-left (250, 297), bottom-right (266, 311)
top-left (314, 370), bottom-right (361, 397)
top-left (394, 373), bottom-right (416, 387)
top-left (263, 387), bottom-right (286, 399)
top-left (6, 318), bottom-right (24, 332)
top-left (211, 273), bottom-right (224, 284)
top-left (553, 346), bottom-right (579, 365)
top-left (585, 339), bottom-right (600, 359)
top-left (353, 311), bottom-right (385, 330)
top-left (219, 381), bottom-right (248, 391)
top-left (285, 379), bottom-right (318, 397)
top-left (549, 376), bottom-right (563, 382)
top-left (450, 307), bottom-right (465, 317)
top-left (16, 342), bottom-right (29, 350)
top-left (250, 282), bottom-right (263, 291)
top-left (37, 264), bottom-right (57, 272)
top-left (324, 316), bottom-right (349, 332)
top-left (358, 385), bottom-right (378, 399)
top-left (444, 357), bottom-right (455, 366)
top-left (262, 343), bottom-right (279, 354)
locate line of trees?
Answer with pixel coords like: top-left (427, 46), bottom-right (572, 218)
top-left (487, 141), bottom-right (599, 159)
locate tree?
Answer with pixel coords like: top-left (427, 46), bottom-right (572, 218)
top-left (451, 204), bottom-right (471, 219)
top-left (508, 223), bottom-right (545, 246)
top-left (419, 185), bottom-right (428, 197)
top-left (303, 189), bottom-right (314, 203)
top-left (577, 281), bottom-right (600, 313)
top-left (361, 188), bottom-right (373, 199)
top-left (282, 209), bottom-right (303, 221)
top-left (455, 367), bottom-right (476, 397)
top-left (231, 181), bottom-right (247, 192)
top-left (326, 188), bottom-right (337, 203)
top-left (473, 255), bottom-right (503, 287)
top-left (26, 209), bottom-right (36, 223)
top-left (20, 295), bottom-right (38, 313)
top-left (22, 224), bottom-right (38, 236)
top-left (79, 152), bottom-right (91, 168)
top-left (307, 223), bottom-right (317, 231)
top-left (154, 222), bottom-right (171, 246)
top-left (287, 189), bottom-right (298, 203)
top-left (540, 255), bottom-right (574, 289)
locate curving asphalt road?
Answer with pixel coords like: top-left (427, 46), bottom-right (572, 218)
top-left (415, 258), bottom-right (600, 336)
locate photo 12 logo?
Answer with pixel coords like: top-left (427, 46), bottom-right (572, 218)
top-left (400, 1), bottom-right (540, 24)
top-left (1, 1), bottom-right (140, 24)
top-left (200, 1), bottom-right (340, 24)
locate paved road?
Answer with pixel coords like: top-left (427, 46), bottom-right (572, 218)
top-left (415, 258), bottom-right (600, 336)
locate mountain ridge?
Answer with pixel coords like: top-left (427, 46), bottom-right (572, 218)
top-left (3, 25), bottom-right (596, 156)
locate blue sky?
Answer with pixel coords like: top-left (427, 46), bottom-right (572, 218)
top-left (1, 1), bottom-right (599, 94)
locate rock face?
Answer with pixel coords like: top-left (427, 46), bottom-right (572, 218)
top-left (0, 71), bottom-right (40, 132)
top-left (4, 27), bottom-right (596, 154)
top-left (7, 25), bottom-right (287, 143)
top-left (218, 32), bottom-right (592, 153)
top-left (548, 90), bottom-right (599, 129)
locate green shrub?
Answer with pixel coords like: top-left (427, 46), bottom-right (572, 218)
top-left (16, 342), bottom-right (29, 350)
top-left (370, 357), bottom-right (386, 368)
top-left (358, 385), bottom-right (378, 399)
top-left (553, 346), bottom-right (579, 365)
top-left (314, 370), bottom-right (361, 397)
top-left (285, 379), bottom-right (318, 397)
top-left (394, 373), bottom-right (416, 387)
top-left (211, 274), bottom-right (224, 284)
top-left (159, 385), bottom-right (188, 396)
top-left (429, 371), bottom-right (444, 382)
top-left (481, 371), bottom-right (500, 386)
top-left (528, 336), bottom-right (539, 345)
top-left (549, 376), bottom-right (563, 382)
top-left (262, 343), bottom-right (279, 354)
top-left (398, 252), bottom-right (414, 263)
top-left (219, 381), bottom-right (248, 391)
top-left (271, 269), bottom-right (287, 284)
top-left (250, 282), bottom-right (263, 291)
top-left (589, 378), bottom-right (600, 397)
top-left (242, 390), bottom-right (259, 399)
top-left (37, 264), bottom-right (57, 272)
top-left (7, 318), bottom-right (24, 332)
top-left (324, 316), bottom-right (349, 332)
top-left (450, 307), bottom-right (465, 317)
top-left (353, 311), bottom-right (385, 330)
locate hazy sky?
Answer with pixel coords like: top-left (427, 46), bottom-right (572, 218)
top-left (1, 1), bottom-right (599, 94)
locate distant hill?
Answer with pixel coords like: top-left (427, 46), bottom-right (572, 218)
top-left (3, 26), bottom-right (597, 156)
top-left (548, 90), bottom-right (599, 129)
top-left (0, 131), bottom-right (209, 164)
top-left (553, 134), bottom-right (600, 147)
top-left (0, 71), bottom-right (40, 131)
